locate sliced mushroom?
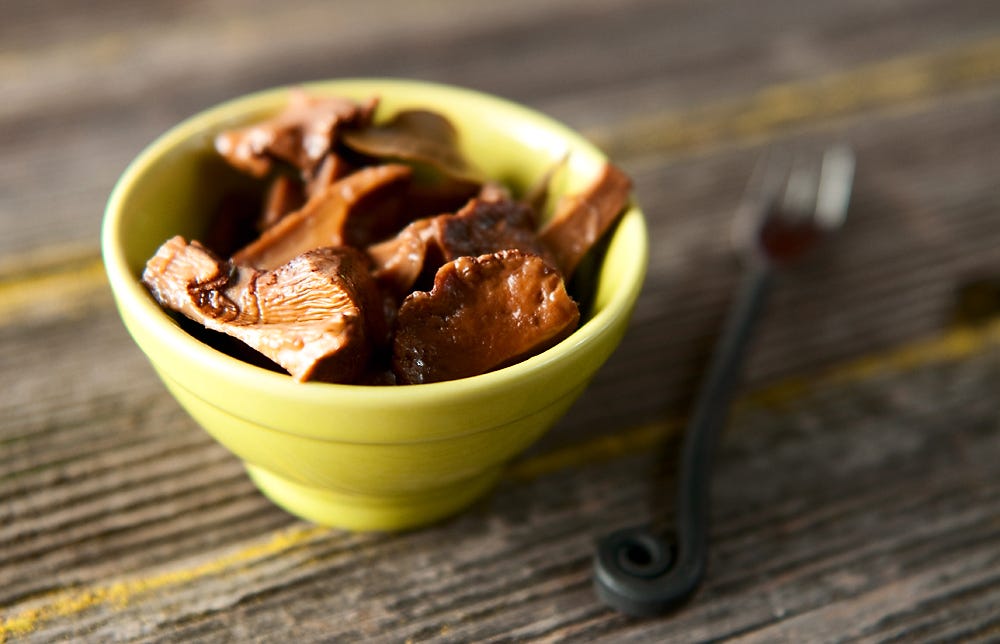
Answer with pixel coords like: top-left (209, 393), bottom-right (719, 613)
top-left (233, 164), bottom-right (412, 270)
top-left (367, 196), bottom-right (554, 298)
top-left (143, 237), bottom-right (384, 383)
top-left (202, 190), bottom-right (262, 258)
top-left (402, 173), bottom-right (482, 223)
top-left (392, 250), bottom-right (580, 384)
top-left (305, 152), bottom-right (355, 199)
top-left (522, 153), bottom-right (568, 215)
top-left (367, 218), bottom-right (438, 299)
top-left (214, 89), bottom-right (378, 178)
top-left (150, 89), bottom-right (640, 386)
top-left (433, 197), bottom-right (549, 264)
top-left (539, 162), bottom-right (632, 278)
top-left (259, 174), bottom-right (305, 230)
top-left (341, 109), bottom-right (483, 184)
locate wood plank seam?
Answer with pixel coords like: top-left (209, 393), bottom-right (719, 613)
top-left (6, 33), bottom-right (1000, 642)
top-left (2, 36), bottom-right (1000, 328)
top-left (588, 36), bottom-right (1000, 160)
top-left (3, 314), bottom-right (1000, 640)
top-left (0, 253), bottom-right (107, 326)
top-left (0, 525), bottom-right (330, 641)
top-left (507, 317), bottom-right (1000, 481)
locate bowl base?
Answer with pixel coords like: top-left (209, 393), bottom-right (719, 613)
top-left (244, 464), bottom-right (504, 532)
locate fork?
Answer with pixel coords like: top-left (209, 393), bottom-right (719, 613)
top-left (593, 145), bottom-right (856, 617)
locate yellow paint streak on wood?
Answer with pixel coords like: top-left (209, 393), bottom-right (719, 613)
top-left (2, 318), bottom-right (999, 638)
top-left (506, 418), bottom-right (682, 482)
top-left (590, 37), bottom-right (1000, 159)
top-left (746, 321), bottom-right (1000, 409)
top-left (4, 38), bottom-right (1000, 638)
top-left (0, 247), bottom-right (109, 325)
top-left (2, 38), bottom-right (1000, 326)
top-left (0, 524), bottom-right (329, 640)
top-left (505, 318), bottom-right (1000, 482)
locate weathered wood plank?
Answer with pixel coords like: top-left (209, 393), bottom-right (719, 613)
top-left (4, 327), bottom-right (997, 641)
top-left (2, 81), bottom-right (999, 613)
top-left (4, 0), bottom-right (1000, 641)
top-left (3, 0), bottom-right (1000, 257)
top-left (3, 81), bottom-right (999, 445)
top-left (546, 82), bottom-right (1000, 448)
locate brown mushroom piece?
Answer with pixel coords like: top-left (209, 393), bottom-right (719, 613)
top-left (521, 154), bottom-right (568, 215)
top-left (305, 152), bottom-right (355, 200)
top-left (368, 196), bottom-right (555, 298)
top-left (392, 250), bottom-right (580, 385)
top-left (233, 164), bottom-right (413, 270)
top-left (539, 162), bottom-right (632, 278)
top-left (401, 173), bottom-right (482, 223)
top-left (142, 237), bottom-right (385, 383)
top-left (214, 89), bottom-right (378, 178)
top-left (366, 218), bottom-right (438, 299)
top-left (340, 109), bottom-right (482, 184)
top-left (259, 174), bottom-right (306, 230)
top-left (341, 108), bottom-right (484, 220)
top-left (436, 197), bottom-right (552, 263)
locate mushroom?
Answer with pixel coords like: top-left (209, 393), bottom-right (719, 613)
top-left (539, 162), bottom-right (632, 278)
top-left (214, 89), bottom-right (378, 178)
top-left (366, 218), bottom-right (439, 299)
top-left (305, 152), bottom-right (355, 200)
top-left (143, 237), bottom-right (385, 383)
top-left (341, 109), bottom-right (483, 184)
top-left (392, 249), bottom-right (580, 384)
top-left (367, 196), bottom-right (555, 298)
top-left (432, 197), bottom-right (549, 264)
top-left (145, 90), bottom-right (638, 386)
top-left (233, 164), bottom-right (413, 270)
top-left (259, 174), bottom-right (305, 230)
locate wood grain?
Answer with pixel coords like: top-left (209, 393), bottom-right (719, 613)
top-left (4, 326), bottom-right (999, 641)
top-left (3, 0), bottom-right (1000, 257)
top-left (3, 0), bottom-right (1000, 641)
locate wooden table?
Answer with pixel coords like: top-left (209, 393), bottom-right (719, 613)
top-left (3, 1), bottom-right (1000, 641)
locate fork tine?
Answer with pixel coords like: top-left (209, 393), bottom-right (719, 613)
top-left (754, 146), bottom-right (791, 208)
top-left (814, 145), bottom-right (856, 230)
top-left (730, 147), bottom-right (787, 255)
top-left (781, 154), bottom-right (820, 221)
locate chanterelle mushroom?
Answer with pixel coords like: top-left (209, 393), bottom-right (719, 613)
top-left (392, 249), bottom-right (580, 384)
top-left (259, 174), bottom-right (305, 230)
top-left (233, 164), bottom-right (413, 270)
top-left (539, 162), bottom-right (632, 278)
top-left (143, 236), bottom-right (384, 383)
top-left (341, 109), bottom-right (483, 184)
top-left (214, 89), bottom-right (378, 178)
top-left (367, 196), bottom-right (555, 298)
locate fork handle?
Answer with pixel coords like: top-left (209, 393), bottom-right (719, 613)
top-left (594, 261), bottom-right (774, 616)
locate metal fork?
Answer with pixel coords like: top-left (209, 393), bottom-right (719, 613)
top-left (593, 145), bottom-right (856, 617)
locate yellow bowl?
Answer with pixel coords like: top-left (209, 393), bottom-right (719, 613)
top-left (102, 79), bottom-right (648, 531)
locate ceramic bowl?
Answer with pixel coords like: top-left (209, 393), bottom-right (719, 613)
top-left (102, 79), bottom-right (648, 531)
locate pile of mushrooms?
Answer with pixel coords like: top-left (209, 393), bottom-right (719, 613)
top-left (142, 90), bottom-right (631, 385)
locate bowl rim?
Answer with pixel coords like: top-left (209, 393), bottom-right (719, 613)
top-left (102, 78), bottom-right (648, 423)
